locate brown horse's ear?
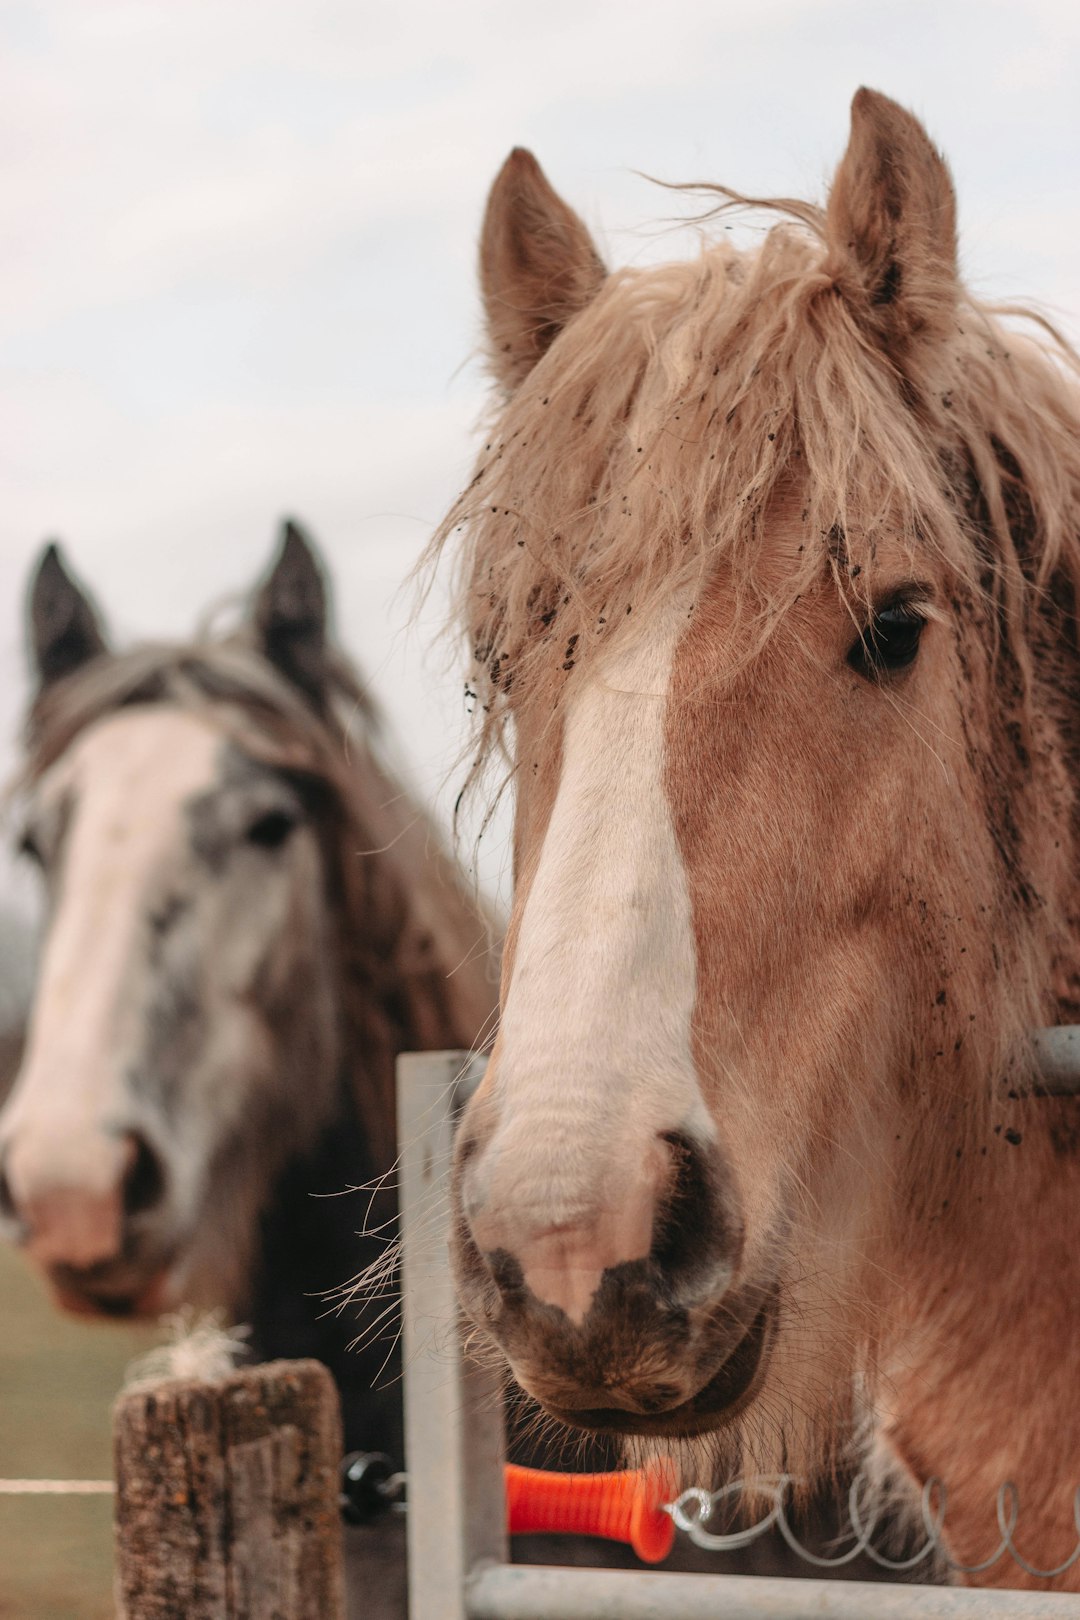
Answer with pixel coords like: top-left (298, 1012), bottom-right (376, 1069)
top-left (826, 88), bottom-right (958, 363)
top-left (481, 148), bottom-right (606, 394)
top-left (28, 543), bottom-right (108, 687)
top-left (254, 520), bottom-right (328, 706)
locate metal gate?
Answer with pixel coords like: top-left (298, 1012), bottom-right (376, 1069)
top-left (398, 1050), bottom-right (1080, 1619)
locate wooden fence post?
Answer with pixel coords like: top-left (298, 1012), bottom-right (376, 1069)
top-left (113, 1357), bottom-right (345, 1620)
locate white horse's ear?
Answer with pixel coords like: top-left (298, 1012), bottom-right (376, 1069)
top-left (28, 543), bottom-right (108, 687)
top-left (480, 148), bottom-right (606, 395)
top-left (826, 88), bottom-right (958, 363)
top-left (254, 520), bottom-right (328, 706)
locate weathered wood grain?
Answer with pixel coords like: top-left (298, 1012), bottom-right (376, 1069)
top-left (114, 1357), bottom-right (344, 1619)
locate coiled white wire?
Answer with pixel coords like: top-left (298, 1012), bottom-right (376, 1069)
top-left (668, 1474), bottom-right (1080, 1579)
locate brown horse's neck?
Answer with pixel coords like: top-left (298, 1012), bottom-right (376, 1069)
top-left (878, 1110), bottom-right (1080, 1588)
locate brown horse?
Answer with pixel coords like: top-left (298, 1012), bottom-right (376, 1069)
top-left (436, 90), bottom-right (1080, 1588)
top-left (0, 523), bottom-right (496, 1471)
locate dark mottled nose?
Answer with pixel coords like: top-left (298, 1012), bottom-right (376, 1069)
top-left (458, 1125), bottom-right (741, 1324)
top-left (452, 1124), bottom-right (763, 1433)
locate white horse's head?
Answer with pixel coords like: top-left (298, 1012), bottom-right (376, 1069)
top-left (0, 527), bottom-right (353, 1316)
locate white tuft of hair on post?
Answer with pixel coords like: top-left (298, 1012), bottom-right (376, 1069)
top-left (123, 1307), bottom-right (251, 1389)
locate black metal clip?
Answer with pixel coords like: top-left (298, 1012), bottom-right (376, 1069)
top-left (340, 1451), bottom-right (407, 1525)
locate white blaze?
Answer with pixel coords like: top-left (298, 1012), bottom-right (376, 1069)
top-left (475, 601), bottom-right (710, 1312)
top-left (0, 709), bottom-right (220, 1247)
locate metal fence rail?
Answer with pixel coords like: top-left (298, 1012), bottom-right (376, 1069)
top-left (1031, 1027), bottom-right (1080, 1093)
top-left (399, 1050), bottom-right (507, 1620)
top-left (467, 1565), bottom-right (1080, 1617)
top-left (397, 1049), bottom-right (1080, 1619)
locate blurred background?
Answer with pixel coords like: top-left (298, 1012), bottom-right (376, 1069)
top-left (4, 0), bottom-right (1080, 931)
top-left (1, 2), bottom-right (1078, 1613)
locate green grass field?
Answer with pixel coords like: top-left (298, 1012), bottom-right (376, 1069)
top-left (0, 1246), bottom-right (164, 1620)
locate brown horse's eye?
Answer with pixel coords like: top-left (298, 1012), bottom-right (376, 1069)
top-left (847, 603), bottom-right (926, 680)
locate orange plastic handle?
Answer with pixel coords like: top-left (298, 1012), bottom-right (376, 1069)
top-left (505, 1460), bottom-right (675, 1564)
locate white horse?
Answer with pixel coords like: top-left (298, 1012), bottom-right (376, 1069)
top-left (0, 523), bottom-right (495, 1473)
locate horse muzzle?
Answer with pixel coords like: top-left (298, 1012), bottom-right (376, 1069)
top-left (0, 1118), bottom-right (174, 1315)
top-left (451, 1117), bottom-right (776, 1438)
top-left (537, 1288), bottom-right (778, 1438)
top-left (454, 1207), bottom-right (778, 1437)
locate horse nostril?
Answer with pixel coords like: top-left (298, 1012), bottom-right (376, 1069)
top-left (123, 1134), bottom-right (166, 1219)
top-left (457, 1134), bottom-right (485, 1223)
top-left (0, 1151), bottom-right (19, 1226)
top-left (652, 1131), bottom-right (742, 1297)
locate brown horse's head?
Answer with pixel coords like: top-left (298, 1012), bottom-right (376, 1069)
top-left (440, 91), bottom-right (1080, 1475)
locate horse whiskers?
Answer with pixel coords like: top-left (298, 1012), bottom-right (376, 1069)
top-left (324, 1177), bottom-right (459, 1340)
top-left (344, 1298), bottom-right (403, 1354)
top-left (445, 926), bottom-right (503, 982)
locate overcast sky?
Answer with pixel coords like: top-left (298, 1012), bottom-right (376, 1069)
top-left (2, 0), bottom-right (1079, 940)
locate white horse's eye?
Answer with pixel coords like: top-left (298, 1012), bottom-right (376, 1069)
top-left (244, 807), bottom-right (298, 850)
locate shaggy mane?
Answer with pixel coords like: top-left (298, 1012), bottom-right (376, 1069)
top-left (20, 633), bottom-right (376, 784)
top-left (429, 199), bottom-right (1080, 794)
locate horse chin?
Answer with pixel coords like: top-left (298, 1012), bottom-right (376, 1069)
top-left (533, 1295), bottom-right (778, 1441)
top-left (47, 1262), bottom-right (175, 1321)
